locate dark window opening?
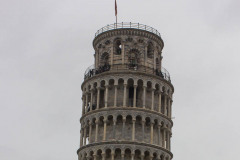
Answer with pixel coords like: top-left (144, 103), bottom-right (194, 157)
top-left (147, 42), bottom-right (154, 58)
top-left (128, 86), bottom-right (134, 107)
top-left (115, 40), bottom-right (122, 55)
top-left (99, 90), bottom-right (104, 108)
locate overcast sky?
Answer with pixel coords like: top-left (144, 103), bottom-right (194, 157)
top-left (1, 0), bottom-right (240, 160)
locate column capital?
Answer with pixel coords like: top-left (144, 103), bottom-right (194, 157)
top-left (151, 88), bottom-right (156, 91)
top-left (95, 119), bottom-right (99, 123)
top-left (157, 91), bottom-right (162, 95)
top-left (162, 126), bottom-right (168, 130)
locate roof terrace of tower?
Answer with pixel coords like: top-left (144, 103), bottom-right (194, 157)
top-left (84, 64), bottom-right (171, 83)
top-left (93, 22), bottom-right (164, 45)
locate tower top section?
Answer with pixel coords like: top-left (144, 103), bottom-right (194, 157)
top-left (85, 22), bottom-right (171, 85)
top-left (93, 22), bottom-right (164, 48)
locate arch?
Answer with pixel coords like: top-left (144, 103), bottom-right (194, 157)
top-left (100, 52), bottom-right (109, 66)
top-left (147, 42), bottom-right (154, 58)
top-left (128, 49), bottom-right (140, 68)
top-left (135, 149), bottom-right (142, 159)
top-left (105, 148), bottom-right (112, 159)
top-left (96, 149), bottom-right (103, 159)
top-left (125, 148), bottom-right (132, 159)
top-left (153, 152), bottom-right (158, 160)
top-left (114, 148), bottom-right (121, 159)
top-left (144, 150), bottom-right (151, 160)
top-left (114, 38), bottom-right (122, 55)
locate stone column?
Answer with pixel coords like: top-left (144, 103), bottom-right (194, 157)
top-left (96, 87), bottom-right (100, 109)
top-left (102, 152), bottom-right (106, 160)
top-left (82, 95), bottom-right (85, 115)
top-left (111, 44), bottom-right (114, 65)
top-left (169, 99), bottom-right (173, 118)
top-left (122, 117), bottom-right (126, 139)
top-left (103, 118), bottom-right (107, 141)
top-left (122, 43), bottom-right (125, 64)
top-left (88, 122), bottom-right (92, 143)
top-left (132, 118), bottom-right (136, 141)
top-left (169, 132), bottom-right (172, 151)
top-left (158, 92), bottom-right (162, 113)
top-left (80, 128), bottom-right (83, 147)
top-left (95, 120), bottom-right (99, 142)
top-left (133, 85), bottom-right (137, 107)
top-left (164, 95), bottom-right (167, 116)
top-left (86, 155), bottom-right (91, 160)
top-left (93, 154), bottom-right (97, 160)
top-left (131, 153), bottom-right (135, 160)
top-left (141, 154), bottom-right (144, 160)
top-left (85, 93), bottom-right (89, 113)
top-left (149, 155), bottom-right (153, 160)
top-left (113, 119), bottom-right (116, 140)
top-left (143, 86), bottom-right (147, 109)
top-left (142, 120), bottom-right (145, 142)
top-left (121, 151), bottom-right (125, 160)
top-left (144, 46), bottom-right (147, 66)
top-left (83, 125), bottom-right (87, 145)
top-left (151, 89), bottom-right (155, 111)
top-left (158, 125), bottom-right (161, 146)
top-left (162, 128), bottom-right (166, 148)
top-left (150, 122), bottom-right (154, 144)
top-left (90, 90), bottom-right (93, 111)
top-left (153, 50), bottom-right (156, 70)
top-left (111, 150), bottom-right (115, 160)
top-left (123, 84), bottom-right (127, 107)
top-left (166, 130), bottom-right (169, 149)
top-left (114, 85), bottom-right (118, 107)
top-left (82, 154), bottom-right (86, 160)
top-left (105, 85), bottom-right (109, 108)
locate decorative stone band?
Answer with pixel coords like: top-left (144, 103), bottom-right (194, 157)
top-left (80, 107), bottom-right (173, 127)
top-left (77, 141), bottom-right (172, 160)
top-left (81, 71), bottom-right (174, 93)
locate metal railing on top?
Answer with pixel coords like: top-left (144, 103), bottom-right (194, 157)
top-left (84, 64), bottom-right (171, 82)
top-left (95, 22), bottom-right (162, 38)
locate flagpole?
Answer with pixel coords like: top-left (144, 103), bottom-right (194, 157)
top-left (115, 0), bottom-right (117, 28)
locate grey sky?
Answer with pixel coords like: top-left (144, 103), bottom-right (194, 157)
top-left (0, 0), bottom-right (240, 159)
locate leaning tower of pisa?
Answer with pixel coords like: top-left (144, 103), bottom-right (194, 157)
top-left (78, 23), bottom-right (174, 160)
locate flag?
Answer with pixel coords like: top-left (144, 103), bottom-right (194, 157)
top-left (115, 0), bottom-right (117, 16)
